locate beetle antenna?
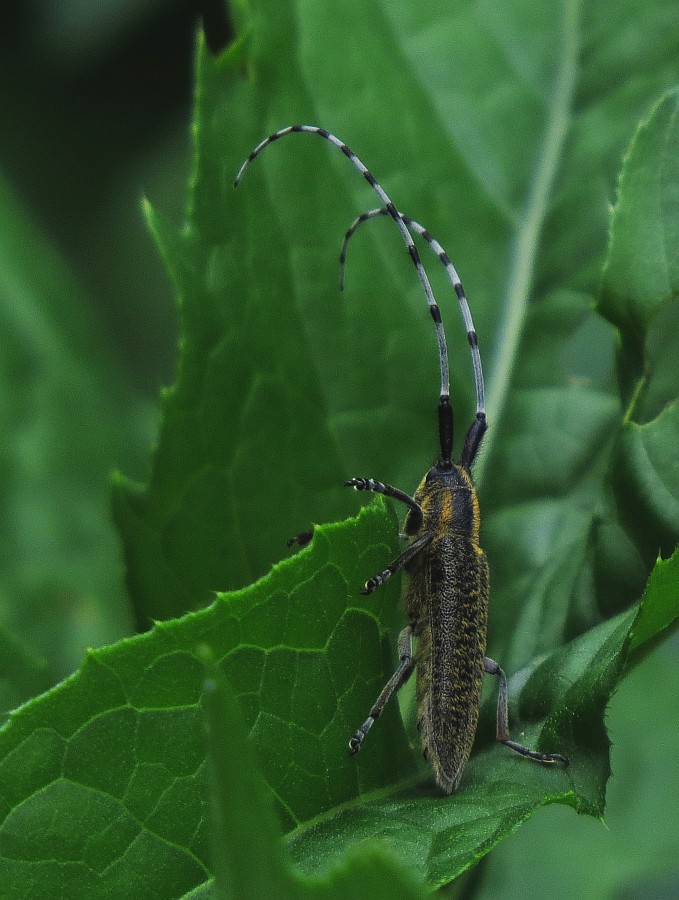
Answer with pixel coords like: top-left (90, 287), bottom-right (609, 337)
top-left (235, 125), bottom-right (454, 466)
top-left (339, 208), bottom-right (486, 432)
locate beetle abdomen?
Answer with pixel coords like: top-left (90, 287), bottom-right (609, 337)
top-left (414, 536), bottom-right (489, 793)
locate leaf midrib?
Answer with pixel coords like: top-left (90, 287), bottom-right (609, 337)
top-left (475, 0), bottom-right (582, 487)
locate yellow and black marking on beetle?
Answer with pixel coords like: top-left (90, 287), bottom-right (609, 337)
top-left (235, 125), bottom-right (568, 793)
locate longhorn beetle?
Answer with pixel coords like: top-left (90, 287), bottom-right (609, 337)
top-left (235, 125), bottom-right (568, 793)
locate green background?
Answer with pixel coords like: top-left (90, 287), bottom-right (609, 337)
top-left (1, 1), bottom-right (679, 897)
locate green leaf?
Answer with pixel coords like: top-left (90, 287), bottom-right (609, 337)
top-left (475, 641), bottom-right (679, 898)
top-left (0, 505), bottom-right (414, 897)
top-left (0, 506), bottom-right (676, 895)
top-left (112, 0), bottom-right (679, 663)
top-left (200, 647), bottom-right (294, 898)
top-left (592, 87), bottom-right (679, 617)
top-left (0, 170), bottom-right (144, 679)
top-left (5, 0), bottom-right (679, 896)
top-left (287, 544), bottom-right (679, 887)
top-left (627, 549), bottom-right (679, 658)
top-left (200, 646), bottom-right (428, 900)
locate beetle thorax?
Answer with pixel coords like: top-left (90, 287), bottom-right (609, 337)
top-left (411, 464), bottom-right (481, 543)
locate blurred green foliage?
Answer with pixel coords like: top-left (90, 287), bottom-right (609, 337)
top-left (0, 0), bottom-right (193, 683)
top-left (1, 1), bottom-right (679, 897)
